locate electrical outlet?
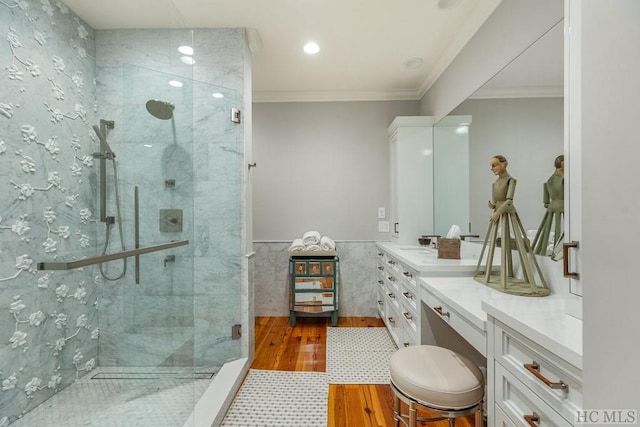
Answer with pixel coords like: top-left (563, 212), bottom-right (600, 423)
top-left (378, 221), bottom-right (390, 232)
top-left (377, 207), bottom-right (386, 219)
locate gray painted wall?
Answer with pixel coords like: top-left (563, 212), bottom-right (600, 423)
top-left (253, 101), bottom-right (419, 241)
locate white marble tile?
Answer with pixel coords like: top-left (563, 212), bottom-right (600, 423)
top-left (254, 241), bottom-right (379, 317)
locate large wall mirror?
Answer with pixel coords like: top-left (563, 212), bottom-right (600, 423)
top-left (434, 21), bottom-right (564, 259)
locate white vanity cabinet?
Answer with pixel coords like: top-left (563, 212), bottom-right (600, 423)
top-left (485, 305), bottom-right (583, 427)
top-left (376, 249), bottom-right (420, 348)
top-left (388, 116), bottom-right (435, 245)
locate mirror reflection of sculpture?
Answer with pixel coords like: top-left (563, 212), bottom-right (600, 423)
top-left (532, 155), bottom-right (564, 258)
top-left (474, 155), bottom-right (550, 297)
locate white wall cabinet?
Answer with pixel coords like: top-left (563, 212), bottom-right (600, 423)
top-left (388, 116), bottom-right (435, 245)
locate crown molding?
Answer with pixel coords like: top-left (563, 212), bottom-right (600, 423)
top-left (252, 89), bottom-right (422, 103)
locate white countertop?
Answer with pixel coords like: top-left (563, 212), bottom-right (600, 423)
top-left (419, 275), bottom-right (583, 370)
top-left (482, 296), bottom-right (583, 370)
top-left (376, 241), bottom-right (489, 275)
top-left (377, 241), bottom-right (583, 369)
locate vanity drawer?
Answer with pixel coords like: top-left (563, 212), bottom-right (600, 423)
top-left (425, 292), bottom-right (486, 356)
top-left (400, 286), bottom-right (419, 314)
top-left (494, 321), bottom-right (582, 423)
top-left (385, 299), bottom-right (406, 347)
top-left (496, 363), bottom-right (572, 427)
top-left (402, 323), bottom-right (419, 348)
top-left (376, 287), bottom-right (386, 319)
top-left (494, 404), bottom-right (518, 427)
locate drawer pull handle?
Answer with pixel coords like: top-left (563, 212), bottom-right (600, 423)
top-left (388, 276), bottom-right (395, 282)
top-left (403, 342), bottom-right (410, 347)
top-left (388, 260), bottom-right (396, 265)
top-left (377, 266), bottom-right (384, 271)
top-left (403, 271), bottom-right (413, 278)
top-left (377, 300), bottom-right (383, 305)
top-left (387, 317), bottom-right (395, 325)
top-left (378, 280), bottom-right (384, 284)
top-left (377, 252), bottom-right (383, 257)
top-left (402, 291), bottom-right (413, 300)
top-left (434, 306), bottom-right (450, 318)
top-left (524, 362), bottom-right (569, 393)
top-left (402, 312), bottom-right (413, 321)
top-left (524, 413), bottom-right (540, 427)
top-left (388, 293), bottom-right (395, 299)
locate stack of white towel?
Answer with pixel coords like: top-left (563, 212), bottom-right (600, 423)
top-left (289, 231), bottom-right (336, 252)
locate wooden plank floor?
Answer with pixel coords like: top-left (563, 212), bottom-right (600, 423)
top-left (253, 316), bottom-right (477, 427)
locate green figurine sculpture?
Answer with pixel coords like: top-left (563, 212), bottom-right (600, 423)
top-left (532, 155), bottom-right (564, 256)
top-left (474, 155), bottom-right (550, 296)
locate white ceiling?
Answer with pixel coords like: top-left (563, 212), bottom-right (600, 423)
top-left (62, 0), bottom-right (506, 102)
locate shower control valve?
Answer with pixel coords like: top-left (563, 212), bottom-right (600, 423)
top-left (164, 255), bottom-right (175, 267)
top-left (160, 209), bottom-right (183, 232)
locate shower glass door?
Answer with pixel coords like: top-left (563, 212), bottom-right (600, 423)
top-left (93, 59), bottom-right (243, 422)
top-left (115, 64), bottom-right (197, 370)
top-left (123, 64), bottom-right (243, 364)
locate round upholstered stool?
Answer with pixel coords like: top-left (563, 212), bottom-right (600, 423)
top-left (389, 345), bottom-right (484, 427)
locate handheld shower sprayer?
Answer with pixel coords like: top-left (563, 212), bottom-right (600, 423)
top-left (92, 125), bottom-right (115, 160)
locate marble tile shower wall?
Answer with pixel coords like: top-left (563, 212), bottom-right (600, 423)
top-left (94, 28), bottom-right (246, 369)
top-left (1, 1), bottom-right (247, 422)
top-left (254, 242), bottom-right (379, 317)
top-left (0, 1), bottom-right (99, 422)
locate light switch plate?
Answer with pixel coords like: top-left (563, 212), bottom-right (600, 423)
top-left (378, 221), bottom-right (390, 232)
top-left (377, 207), bottom-right (386, 219)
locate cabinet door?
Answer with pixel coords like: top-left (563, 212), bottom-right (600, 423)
top-left (564, 1), bottom-right (583, 312)
top-left (388, 117), bottom-right (435, 245)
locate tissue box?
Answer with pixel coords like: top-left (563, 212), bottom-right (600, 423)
top-left (438, 238), bottom-right (461, 259)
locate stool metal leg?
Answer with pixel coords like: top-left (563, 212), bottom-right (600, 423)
top-left (409, 401), bottom-right (417, 427)
top-left (474, 407), bottom-right (483, 427)
top-left (393, 393), bottom-right (401, 427)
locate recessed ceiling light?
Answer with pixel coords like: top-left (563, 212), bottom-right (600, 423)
top-left (303, 41), bottom-right (320, 55)
top-left (180, 56), bottom-right (195, 65)
top-left (178, 45), bottom-right (193, 55)
top-left (212, 92), bottom-right (224, 99)
top-left (403, 58), bottom-right (424, 69)
top-left (168, 80), bottom-right (183, 87)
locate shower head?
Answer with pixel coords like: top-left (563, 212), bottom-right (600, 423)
top-left (146, 99), bottom-right (175, 120)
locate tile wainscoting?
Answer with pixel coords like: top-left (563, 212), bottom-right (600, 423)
top-left (253, 241), bottom-right (379, 317)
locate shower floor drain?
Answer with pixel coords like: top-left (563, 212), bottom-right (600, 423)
top-left (92, 371), bottom-right (215, 380)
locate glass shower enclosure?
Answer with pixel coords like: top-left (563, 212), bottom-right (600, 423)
top-left (1, 22), bottom-right (245, 426)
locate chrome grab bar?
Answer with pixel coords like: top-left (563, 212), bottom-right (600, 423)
top-left (37, 240), bottom-right (189, 271)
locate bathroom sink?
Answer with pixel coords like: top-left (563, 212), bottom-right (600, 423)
top-left (397, 246), bottom-right (435, 254)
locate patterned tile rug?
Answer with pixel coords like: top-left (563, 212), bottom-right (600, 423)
top-left (326, 327), bottom-right (398, 384)
top-left (221, 369), bottom-right (328, 426)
